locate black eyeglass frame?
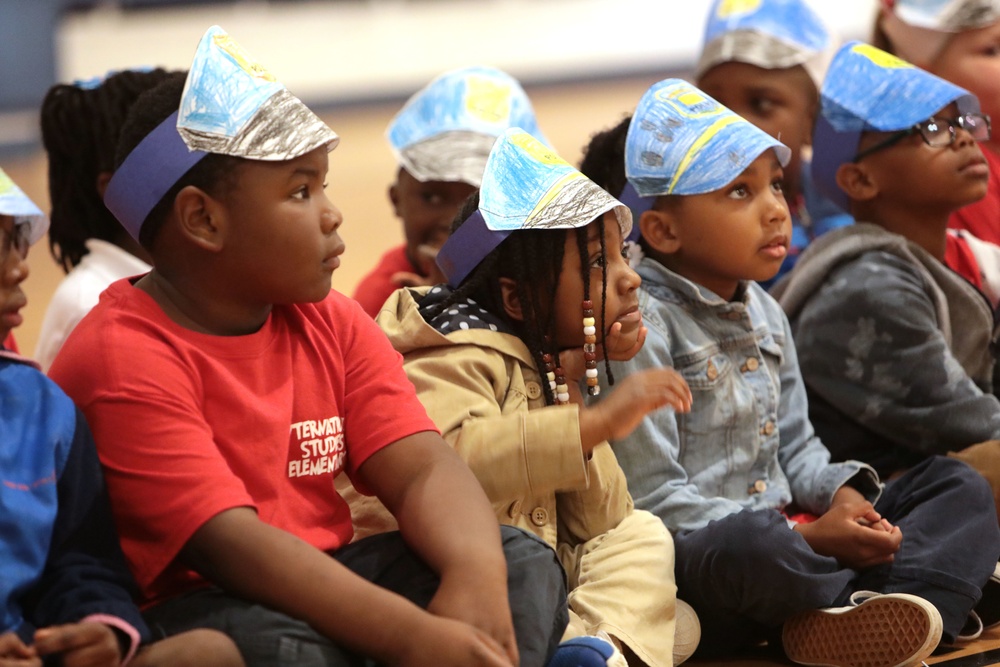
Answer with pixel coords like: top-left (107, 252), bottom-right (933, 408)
top-left (0, 219), bottom-right (31, 264)
top-left (852, 112), bottom-right (992, 163)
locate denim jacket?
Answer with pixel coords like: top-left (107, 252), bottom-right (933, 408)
top-left (610, 258), bottom-right (880, 534)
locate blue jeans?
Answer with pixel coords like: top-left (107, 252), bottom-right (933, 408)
top-left (144, 526), bottom-right (568, 667)
top-left (674, 456), bottom-right (1000, 655)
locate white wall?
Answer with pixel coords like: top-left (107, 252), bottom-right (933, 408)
top-left (58, 0), bottom-right (880, 106)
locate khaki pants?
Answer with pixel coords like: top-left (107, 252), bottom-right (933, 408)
top-left (949, 440), bottom-right (1000, 522)
top-left (558, 510), bottom-right (677, 667)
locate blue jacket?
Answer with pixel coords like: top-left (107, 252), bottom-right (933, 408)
top-left (609, 258), bottom-right (879, 534)
top-left (0, 353), bottom-right (147, 645)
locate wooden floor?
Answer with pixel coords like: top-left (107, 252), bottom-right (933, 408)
top-left (7, 74), bottom-right (1000, 665)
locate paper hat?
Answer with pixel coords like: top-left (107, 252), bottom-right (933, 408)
top-left (436, 128), bottom-right (631, 287)
top-left (105, 25), bottom-right (339, 241)
top-left (621, 79), bottom-right (790, 235)
top-left (880, 0), bottom-right (1000, 64)
top-left (387, 66), bottom-right (545, 187)
top-left (695, 0), bottom-right (834, 89)
top-left (811, 41), bottom-right (978, 211)
top-left (0, 168), bottom-right (48, 245)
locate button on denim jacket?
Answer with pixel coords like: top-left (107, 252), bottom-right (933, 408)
top-left (610, 258), bottom-right (879, 534)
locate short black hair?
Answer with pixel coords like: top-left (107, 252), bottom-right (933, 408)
top-left (431, 191), bottom-right (614, 405)
top-left (41, 68), bottom-right (173, 272)
top-left (114, 72), bottom-right (243, 250)
top-left (579, 115), bottom-right (631, 202)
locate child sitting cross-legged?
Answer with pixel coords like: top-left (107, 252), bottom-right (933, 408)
top-left (346, 127), bottom-right (700, 667)
top-left (581, 78), bottom-right (1000, 665)
top-left (776, 43), bottom-right (1000, 519)
top-left (49, 26), bottom-right (571, 667)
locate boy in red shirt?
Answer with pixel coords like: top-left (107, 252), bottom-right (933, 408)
top-left (50, 27), bottom-right (568, 667)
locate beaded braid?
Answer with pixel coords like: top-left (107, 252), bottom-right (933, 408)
top-left (41, 68), bottom-right (172, 272)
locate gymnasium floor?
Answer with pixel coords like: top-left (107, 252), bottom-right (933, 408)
top-left (7, 73), bottom-right (1000, 665)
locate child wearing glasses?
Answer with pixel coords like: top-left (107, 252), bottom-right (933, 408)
top-left (776, 42), bottom-right (1000, 499)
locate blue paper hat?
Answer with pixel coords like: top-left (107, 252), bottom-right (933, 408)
top-left (105, 25), bottom-right (339, 241)
top-left (622, 79), bottom-right (790, 230)
top-left (891, 0), bottom-right (1000, 30)
top-left (0, 168), bottom-right (48, 245)
top-left (437, 128), bottom-right (631, 287)
top-left (696, 0), bottom-right (833, 88)
top-left (812, 41), bottom-right (978, 211)
top-left (387, 66), bottom-right (545, 187)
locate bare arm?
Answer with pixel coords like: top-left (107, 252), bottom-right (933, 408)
top-left (358, 431), bottom-right (519, 665)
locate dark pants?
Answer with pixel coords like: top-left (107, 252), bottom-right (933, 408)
top-left (674, 456), bottom-right (1000, 655)
top-left (144, 526), bottom-right (568, 667)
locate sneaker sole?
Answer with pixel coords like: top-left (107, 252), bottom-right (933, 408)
top-left (782, 594), bottom-right (942, 667)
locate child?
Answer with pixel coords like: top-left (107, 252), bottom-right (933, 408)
top-left (582, 77), bottom-right (1000, 664)
top-left (693, 0), bottom-right (851, 288)
top-left (0, 168), bottom-right (243, 667)
top-left (34, 68), bottom-right (173, 372)
top-left (776, 43), bottom-right (1000, 488)
top-left (353, 66), bottom-right (544, 317)
top-left (875, 0), bottom-right (1000, 298)
top-left (48, 26), bottom-right (569, 667)
top-left (346, 127), bottom-right (699, 667)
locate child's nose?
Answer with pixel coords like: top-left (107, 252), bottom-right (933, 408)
top-left (954, 125), bottom-right (976, 147)
top-left (321, 200), bottom-right (344, 234)
top-left (2, 254), bottom-right (29, 287)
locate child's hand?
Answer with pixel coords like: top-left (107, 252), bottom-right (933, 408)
top-left (34, 622), bottom-right (120, 667)
top-left (794, 501), bottom-right (902, 570)
top-left (428, 570), bottom-right (518, 667)
top-left (398, 615), bottom-right (514, 667)
top-left (0, 632), bottom-right (40, 667)
top-left (579, 368), bottom-right (692, 450)
top-left (602, 320), bottom-right (648, 361)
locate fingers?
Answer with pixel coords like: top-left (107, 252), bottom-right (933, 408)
top-left (0, 634), bottom-right (38, 666)
top-left (35, 624), bottom-right (119, 667)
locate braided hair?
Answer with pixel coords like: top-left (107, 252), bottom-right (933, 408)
top-left (41, 68), bottom-right (173, 272)
top-left (430, 191), bottom-right (614, 406)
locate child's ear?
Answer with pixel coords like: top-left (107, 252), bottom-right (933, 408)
top-left (498, 277), bottom-right (524, 322)
top-left (173, 186), bottom-right (225, 252)
top-left (388, 183), bottom-right (401, 217)
top-left (639, 209), bottom-right (681, 255)
top-left (835, 162), bottom-right (879, 203)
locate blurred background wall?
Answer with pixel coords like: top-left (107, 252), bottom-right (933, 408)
top-left (0, 0), bottom-right (878, 354)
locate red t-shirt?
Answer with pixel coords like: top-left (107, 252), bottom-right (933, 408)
top-left (352, 245), bottom-right (416, 318)
top-left (944, 230), bottom-right (984, 291)
top-left (949, 148), bottom-right (1000, 245)
top-left (50, 280), bottom-right (437, 606)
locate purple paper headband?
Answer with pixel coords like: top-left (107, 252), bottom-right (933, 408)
top-left (104, 111), bottom-right (208, 241)
top-left (436, 209), bottom-right (512, 288)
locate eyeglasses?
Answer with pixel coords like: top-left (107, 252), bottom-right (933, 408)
top-left (0, 219), bottom-right (31, 264)
top-left (852, 112), bottom-right (992, 162)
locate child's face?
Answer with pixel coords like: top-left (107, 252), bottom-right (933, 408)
top-left (0, 215), bottom-right (31, 341)
top-left (551, 211), bottom-right (641, 350)
top-left (931, 22), bottom-right (1000, 155)
top-left (389, 169), bottom-right (477, 272)
top-left (217, 146), bottom-right (345, 306)
top-left (698, 62), bottom-right (817, 199)
top-left (853, 103), bottom-right (990, 213)
top-left (657, 151), bottom-right (790, 301)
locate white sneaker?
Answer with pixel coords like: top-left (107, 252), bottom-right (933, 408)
top-left (673, 599), bottom-right (701, 665)
top-left (782, 592), bottom-right (942, 667)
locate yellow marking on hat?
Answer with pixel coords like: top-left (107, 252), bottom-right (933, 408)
top-left (0, 170), bottom-right (14, 196)
top-left (510, 131), bottom-right (570, 167)
top-left (213, 32), bottom-right (276, 82)
top-left (717, 0), bottom-right (761, 18)
top-left (465, 76), bottom-right (512, 124)
top-left (851, 43), bottom-right (913, 70)
top-left (654, 86), bottom-right (725, 120)
top-left (667, 115), bottom-right (742, 194)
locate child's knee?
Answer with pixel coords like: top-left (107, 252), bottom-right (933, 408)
top-left (135, 629), bottom-right (245, 667)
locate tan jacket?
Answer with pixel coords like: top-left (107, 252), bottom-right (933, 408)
top-left (346, 287), bottom-right (633, 549)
